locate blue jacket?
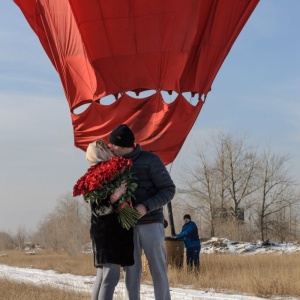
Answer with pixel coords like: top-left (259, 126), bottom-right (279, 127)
top-left (176, 221), bottom-right (200, 249)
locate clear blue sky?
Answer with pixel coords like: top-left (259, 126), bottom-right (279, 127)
top-left (1, 1), bottom-right (300, 233)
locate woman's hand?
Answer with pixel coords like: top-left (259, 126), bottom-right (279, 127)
top-left (110, 182), bottom-right (127, 203)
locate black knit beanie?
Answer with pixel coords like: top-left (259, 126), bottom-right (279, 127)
top-left (183, 214), bottom-right (191, 220)
top-left (109, 124), bottom-right (135, 147)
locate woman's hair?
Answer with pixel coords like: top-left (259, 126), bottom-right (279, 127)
top-left (86, 139), bottom-right (114, 165)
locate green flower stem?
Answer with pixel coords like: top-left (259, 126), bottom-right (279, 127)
top-left (118, 206), bottom-right (141, 230)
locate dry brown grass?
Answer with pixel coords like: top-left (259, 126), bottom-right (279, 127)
top-left (0, 249), bottom-right (96, 276)
top-left (165, 253), bottom-right (300, 298)
top-left (0, 278), bottom-right (90, 300)
top-left (1, 249), bottom-right (300, 298)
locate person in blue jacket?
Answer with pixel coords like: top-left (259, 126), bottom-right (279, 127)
top-left (175, 214), bottom-right (201, 270)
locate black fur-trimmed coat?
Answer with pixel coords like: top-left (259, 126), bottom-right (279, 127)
top-left (90, 202), bottom-right (134, 267)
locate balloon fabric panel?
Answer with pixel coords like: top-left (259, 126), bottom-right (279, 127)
top-left (71, 93), bottom-right (203, 165)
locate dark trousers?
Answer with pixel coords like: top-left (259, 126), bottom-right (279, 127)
top-left (186, 246), bottom-right (201, 269)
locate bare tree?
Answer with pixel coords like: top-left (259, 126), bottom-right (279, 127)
top-left (11, 226), bottom-right (27, 249)
top-left (217, 133), bottom-right (259, 219)
top-left (37, 212), bottom-right (64, 251)
top-left (178, 147), bottom-right (221, 237)
top-left (36, 193), bottom-right (90, 255)
top-left (288, 194), bottom-right (300, 240)
top-left (252, 149), bottom-right (296, 241)
top-left (213, 135), bottom-right (231, 214)
top-left (0, 231), bottom-right (14, 250)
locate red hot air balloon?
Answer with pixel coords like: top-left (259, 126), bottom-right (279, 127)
top-left (14, 0), bottom-right (259, 165)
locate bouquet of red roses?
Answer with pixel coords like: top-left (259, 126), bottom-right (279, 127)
top-left (73, 157), bottom-right (140, 230)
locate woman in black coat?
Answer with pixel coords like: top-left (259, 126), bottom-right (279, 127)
top-left (84, 140), bottom-right (134, 300)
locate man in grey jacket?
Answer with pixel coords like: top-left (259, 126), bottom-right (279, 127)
top-left (109, 124), bottom-right (176, 300)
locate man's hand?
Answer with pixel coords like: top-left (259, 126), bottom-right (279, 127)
top-left (135, 204), bottom-right (147, 218)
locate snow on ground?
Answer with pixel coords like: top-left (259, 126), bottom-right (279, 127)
top-left (0, 264), bottom-right (264, 300)
top-left (1, 238), bottom-right (300, 299)
top-left (200, 237), bottom-right (300, 255)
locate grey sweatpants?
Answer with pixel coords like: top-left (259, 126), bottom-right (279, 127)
top-left (91, 263), bottom-right (120, 300)
top-left (124, 223), bottom-right (171, 300)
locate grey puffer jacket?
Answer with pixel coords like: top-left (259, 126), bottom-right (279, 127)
top-left (124, 144), bottom-right (176, 225)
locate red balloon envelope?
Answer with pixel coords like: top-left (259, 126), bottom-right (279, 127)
top-left (14, 0), bottom-right (259, 165)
